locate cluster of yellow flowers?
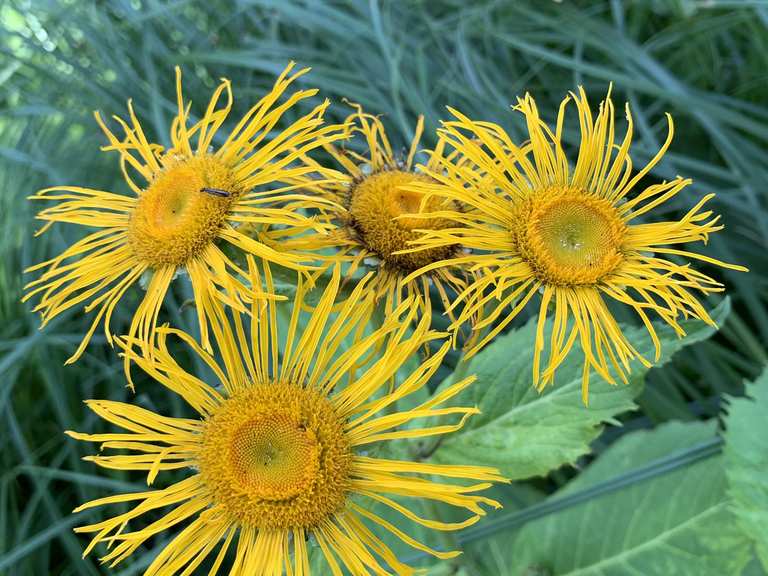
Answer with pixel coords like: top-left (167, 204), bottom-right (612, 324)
top-left (23, 63), bottom-right (743, 574)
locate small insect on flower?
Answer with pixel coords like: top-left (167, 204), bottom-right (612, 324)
top-left (23, 63), bottom-right (345, 376)
top-left (286, 103), bottom-right (482, 337)
top-left (400, 87), bottom-right (747, 403)
top-left (67, 261), bottom-right (506, 575)
top-left (200, 187), bottom-right (231, 198)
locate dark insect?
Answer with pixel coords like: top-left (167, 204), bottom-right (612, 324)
top-left (200, 187), bottom-right (230, 197)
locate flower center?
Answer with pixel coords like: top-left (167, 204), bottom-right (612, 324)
top-left (514, 187), bottom-right (626, 286)
top-left (198, 383), bottom-right (351, 529)
top-left (347, 169), bottom-right (459, 272)
top-left (129, 155), bottom-right (242, 268)
top-left (230, 415), bottom-right (319, 500)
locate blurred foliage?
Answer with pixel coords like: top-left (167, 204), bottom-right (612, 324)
top-left (1, 0), bottom-right (767, 574)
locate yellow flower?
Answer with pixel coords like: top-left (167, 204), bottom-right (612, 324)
top-left (23, 63), bottom-right (343, 371)
top-left (68, 261), bottom-right (505, 574)
top-left (401, 88), bottom-right (747, 402)
top-left (290, 104), bottom-right (478, 329)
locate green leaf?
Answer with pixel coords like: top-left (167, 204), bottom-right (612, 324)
top-left (474, 421), bottom-right (751, 575)
top-left (742, 556), bottom-right (768, 576)
top-left (431, 299), bottom-right (730, 480)
top-left (723, 368), bottom-right (768, 571)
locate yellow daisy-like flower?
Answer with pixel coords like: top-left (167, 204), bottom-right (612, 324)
top-left (23, 63), bottom-right (343, 370)
top-left (401, 88), bottom-right (747, 402)
top-left (68, 262), bottom-right (505, 574)
top-left (292, 104), bottom-right (476, 326)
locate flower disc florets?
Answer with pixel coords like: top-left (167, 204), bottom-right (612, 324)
top-left (513, 187), bottom-right (626, 286)
top-left (129, 155), bottom-right (242, 268)
top-left (198, 383), bottom-right (351, 530)
top-left (347, 168), bottom-right (458, 272)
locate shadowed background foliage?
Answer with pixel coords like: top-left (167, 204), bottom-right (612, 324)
top-left (1, 1), bottom-right (767, 574)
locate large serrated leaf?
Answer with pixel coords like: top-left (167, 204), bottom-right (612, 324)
top-left (723, 368), bottom-right (768, 571)
top-left (431, 299), bottom-right (730, 479)
top-left (471, 421), bottom-right (751, 575)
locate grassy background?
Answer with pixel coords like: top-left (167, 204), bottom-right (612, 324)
top-left (1, 0), bottom-right (767, 573)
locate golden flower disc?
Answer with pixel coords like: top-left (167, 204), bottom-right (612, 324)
top-left (348, 169), bottom-right (458, 271)
top-left (514, 187), bottom-right (626, 286)
top-left (230, 414), bottom-right (320, 500)
top-left (198, 383), bottom-right (351, 529)
top-left (128, 155), bottom-right (242, 268)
